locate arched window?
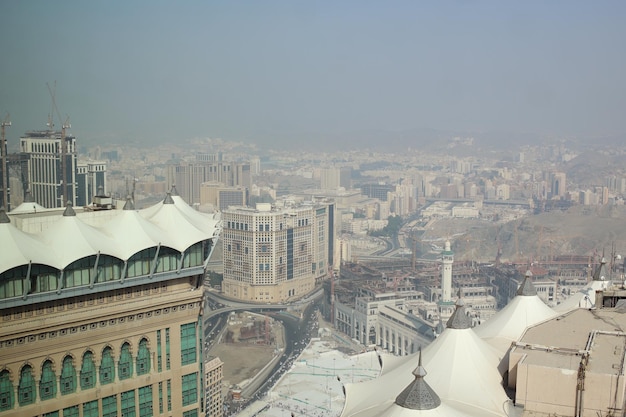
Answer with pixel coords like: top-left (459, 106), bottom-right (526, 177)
top-left (118, 343), bottom-right (133, 380)
top-left (0, 370), bottom-right (14, 411)
top-left (80, 351), bottom-right (96, 390)
top-left (39, 360), bottom-right (56, 400)
top-left (18, 365), bottom-right (36, 406)
top-left (94, 255), bottom-right (122, 283)
top-left (127, 248), bottom-right (155, 278)
top-left (64, 256), bottom-right (97, 288)
top-left (99, 347), bottom-right (115, 385)
top-left (60, 356), bottom-right (76, 395)
top-left (136, 339), bottom-right (150, 375)
top-left (155, 246), bottom-right (179, 273)
top-left (0, 268), bottom-right (24, 299)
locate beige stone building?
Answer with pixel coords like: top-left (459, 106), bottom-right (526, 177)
top-left (0, 192), bottom-right (221, 417)
top-left (203, 357), bottom-right (223, 417)
top-left (221, 201), bottom-right (334, 302)
top-left (509, 289), bottom-right (626, 416)
top-left (199, 182), bottom-right (247, 211)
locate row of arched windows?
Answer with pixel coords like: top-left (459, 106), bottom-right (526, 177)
top-left (0, 339), bottom-right (151, 411)
top-left (0, 241), bottom-right (208, 300)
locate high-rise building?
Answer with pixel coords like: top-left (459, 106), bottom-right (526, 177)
top-left (496, 183), bottom-right (510, 200)
top-left (199, 182), bottom-right (248, 211)
top-left (320, 167), bottom-right (341, 190)
top-left (250, 157), bottom-right (261, 176)
top-left (169, 157), bottom-right (251, 206)
top-left (360, 183), bottom-right (394, 202)
top-left (20, 129), bottom-right (77, 208)
top-left (203, 357), bottom-right (223, 417)
top-left (76, 160), bottom-right (108, 207)
top-left (549, 171), bottom-right (567, 199)
top-left (221, 201), bottom-right (334, 302)
top-left (0, 192), bottom-right (221, 417)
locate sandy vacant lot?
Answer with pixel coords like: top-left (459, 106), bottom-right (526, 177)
top-left (209, 343), bottom-right (276, 387)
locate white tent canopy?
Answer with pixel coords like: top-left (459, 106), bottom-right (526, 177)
top-left (140, 193), bottom-right (214, 253)
top-left (342, 301), bottom-right (514, 417)
top-left (1, 193), bottom-right (220, 276)
top-left (102, 208), bottom-right (169, 260)
top-left (38, 204), bottom-right (120, 269)
top-left (0, 210), bottom-right (57, 272)
top-left (474, 271), bottom-right (557, 356)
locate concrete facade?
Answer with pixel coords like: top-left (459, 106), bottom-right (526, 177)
top-left (221, 202), bottom-right (334, 303)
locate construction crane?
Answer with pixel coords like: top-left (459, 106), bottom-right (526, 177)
top-left (47, 82), bottom-right (71, 206)
top-left (1, 113), bottom-right (11, 210)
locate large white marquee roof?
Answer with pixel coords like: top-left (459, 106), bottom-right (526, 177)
top-left (474, 271), bottom-right (557, 356)
top-left (341, 300), bottom-right (514, 417)
top-left (1, 193), bottom-right (220, 275)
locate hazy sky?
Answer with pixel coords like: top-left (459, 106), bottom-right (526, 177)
top-left (1, 1), bottom-right (625, 148)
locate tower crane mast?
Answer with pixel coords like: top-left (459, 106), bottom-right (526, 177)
top-left (1, 114), bottom-right (11, 210)
top-left (47, 82), bottom-right (71, 206)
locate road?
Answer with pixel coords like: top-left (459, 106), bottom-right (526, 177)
top-left (204, 290), bottom-right (323, 415)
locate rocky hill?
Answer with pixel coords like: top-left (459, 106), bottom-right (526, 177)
top-left (422, 205), bottom-right (626, 264)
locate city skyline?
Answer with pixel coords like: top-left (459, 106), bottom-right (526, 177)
top-left (1, 1), bottom-right (625, 150)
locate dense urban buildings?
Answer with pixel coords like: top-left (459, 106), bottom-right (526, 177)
top-left (0, 191), bottom-right (221, 417)
top-left (168, 153), bottom-right (251, 207)
top-left (221, 200), bottom-right (334, 302)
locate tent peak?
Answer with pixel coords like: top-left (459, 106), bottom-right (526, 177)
top-left (395, 348), bottom-right (441, 410)
top-left (517, 270), bottom-right (537, 296)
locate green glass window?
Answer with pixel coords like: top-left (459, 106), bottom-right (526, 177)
top-left (167, 380), bottom-right (171, 412)
top-left (183, 242), bottom-right (204, 267)
top-left (65, 256), bottom-right (96, 288)
top-left (165, 328), bottom-right (170, 370)
top-left (60, 355), bottom-right (76, 395)
top-left (0, 274), bottom-right (23, 298)
top-left (137, 338), bottom-right (150, 375)
top-left (100, 346), bottom-right (115, 385)
top-left (0, 370), bottom-right (14, 411)
top-left (39, 360), bottom-right (57, 401)
top-left (119, 342), bottom-right (133, 380)
top-left (31, 265), bottom-right (58, 293)
top-left (102, 394), bottom-right (118, 417)
top-left (181, 372), bottom-right (197, 407)
top-left (121, 389), bottom-right (136, 417)
top-left (83, 400), bottom-right (98, 417)
top-left (156, 330), bottom-right (162, 372)
top-left (43, 411), bottom-right (59, 417)
top-left (180, 322), bottom-right (197, 366)
top-left (183, 410), bottom-right (198, 417)
top-left (155, 247), bottom-right (178, 273)
top-left (17, 365), bottom-right (37, 406)
top-left (127, 248), bottom-right (155, 278)
top-left (94, 255), bottom-right (122, 283)
top-left (158, 382), bottom-right (163, 414)
top-left (80, 351), bottom-right (96, 389)
top-left (138, 385), bottom-right (153, 417)
top-left (63, 405), bottom-right (79, 417)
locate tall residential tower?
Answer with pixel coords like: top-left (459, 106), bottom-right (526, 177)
top-left (221, 201), bottom-right (334, 302)
top-left (20, 129), bottom-right (77, 208)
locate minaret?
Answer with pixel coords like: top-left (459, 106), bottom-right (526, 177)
top-left (441, 240), bottom-right (454, 302)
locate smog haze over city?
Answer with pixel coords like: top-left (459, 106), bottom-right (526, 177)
top-left (1, 0), bottom-right (625, 151)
